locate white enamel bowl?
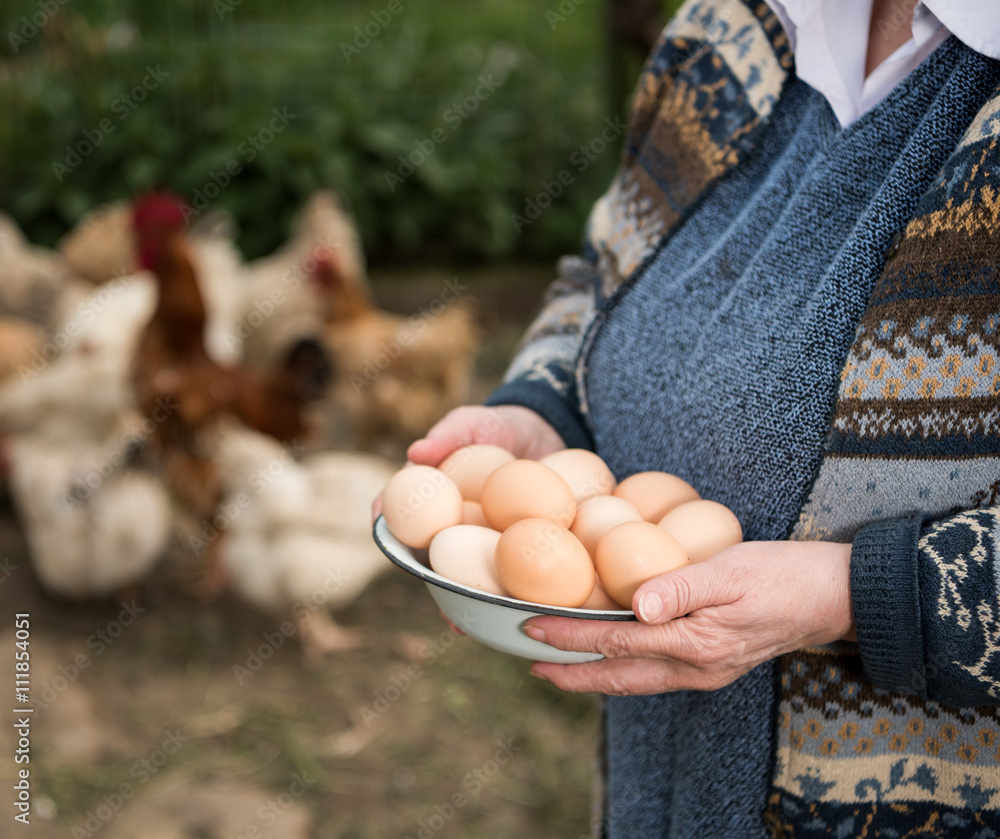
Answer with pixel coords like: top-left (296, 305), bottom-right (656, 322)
top-left (373, 515), bottom-right (636, 664)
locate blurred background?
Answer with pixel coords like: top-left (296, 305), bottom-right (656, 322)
top-left (0, 1), bottom-right (678, 837)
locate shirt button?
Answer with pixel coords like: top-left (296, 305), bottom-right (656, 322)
top-left (885, 230), bottom-right (904, 261)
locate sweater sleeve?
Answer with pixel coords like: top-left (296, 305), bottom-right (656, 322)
top-left (483, 254), bottom-right (599, 451)
top-left (851, 504), bottom-right (1000, 707)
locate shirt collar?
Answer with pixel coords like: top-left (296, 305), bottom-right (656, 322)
top-left (764, 0), bottom-right (953, 127)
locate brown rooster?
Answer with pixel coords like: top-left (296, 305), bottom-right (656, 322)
top-left (131, 192), bottom-right (332, 592)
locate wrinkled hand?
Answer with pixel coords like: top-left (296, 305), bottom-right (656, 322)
top-left (526, 540), bottom-right (855, 696)
top-left (407, 405), bottom-right (565, 466)
top-left (371, 405), bottom-right (565, 521)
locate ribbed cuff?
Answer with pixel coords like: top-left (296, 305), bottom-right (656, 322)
top-left (850, 513), bottom-right (927, 696)
top-left (484, 378), bottom-right (594, 452)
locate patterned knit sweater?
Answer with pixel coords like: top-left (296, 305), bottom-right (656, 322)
top-left (485, 1), bottom-right (1000, 836)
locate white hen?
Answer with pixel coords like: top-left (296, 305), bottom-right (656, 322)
top-left (0, 210), bottom-right (90, 331)
top-left (7, 425), bottom-right (170, 598)
top-left (236, 190), bottom-right (367, 366)
top-left (0, 273), bottom-right (171, 597)
top-left (0, 273), bottom-right (155, 442)
top-left (211, 424), bottom-right (398, 658)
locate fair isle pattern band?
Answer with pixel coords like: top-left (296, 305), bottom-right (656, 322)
top-left (766, 647), bottom-right (1000, 837)
top-left (772, 83), bottom-right (1000, 838)
top-left (586, 0), bottom-right (792, 296)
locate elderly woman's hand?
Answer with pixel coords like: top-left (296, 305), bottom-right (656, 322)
top-left (525, 540), bottom-right (856, 695)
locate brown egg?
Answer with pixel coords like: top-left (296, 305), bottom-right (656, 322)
top-left (382, 465), bottom-right (464, 549)
top-left (429, 525), bottom-right (505, 595)
top-left (494, 518), bottom-right (595, 607)
top-left (612, 471), bottom-right (701, 523)
top-left (658, 500), bottom-right (743, 563)
top-left (438, 444), bottom-right (517, 502)
top-left (540, 449), bottom-right (617, 502)
top-left (581, 577), bottom-right (624, 611)
top-left (462, 500), bottom-right (490, 528)
top-left (570, 495), bottom-right (644, 557)
top-left (480, 460), bottom-right (577, 532)
top-left (595, 521), bottom-right (689, 608)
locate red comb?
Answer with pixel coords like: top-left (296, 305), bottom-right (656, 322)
top-left (310, 248), bottom-right (340, 289)
top-left (133, 191), bottom-right (187, 231)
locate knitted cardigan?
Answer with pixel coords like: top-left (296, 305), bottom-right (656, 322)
top-left (485, 1), bottom-right (1000, 836)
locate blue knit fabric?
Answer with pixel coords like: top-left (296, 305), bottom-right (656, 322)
top-left (484, 33), bottom-right (1000, 838)
top-left (585, 40), bottom-right (995, 838)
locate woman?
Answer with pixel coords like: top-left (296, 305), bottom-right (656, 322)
top-left (405, 0), bottom-right (1000, 835)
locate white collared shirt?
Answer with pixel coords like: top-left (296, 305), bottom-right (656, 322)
top-left (764, 1), bottom-right (1000, 128)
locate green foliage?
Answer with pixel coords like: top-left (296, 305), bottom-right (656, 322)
top-left (1, 0), bottom-right (665, 262)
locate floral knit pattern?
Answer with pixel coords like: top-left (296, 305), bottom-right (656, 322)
top-left (773, 76), bottom-right (1000, 839)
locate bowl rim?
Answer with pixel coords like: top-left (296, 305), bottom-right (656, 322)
top-left (373, 515), bottom-right (637, 622)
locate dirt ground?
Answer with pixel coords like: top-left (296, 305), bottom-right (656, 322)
top-left (0, 263), bottom-right (603, 839)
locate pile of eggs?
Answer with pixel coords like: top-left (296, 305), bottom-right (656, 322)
top-left (381, 445), bottom-right (743, 611)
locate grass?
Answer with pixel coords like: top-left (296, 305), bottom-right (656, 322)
top-left (1, 0), bottom-right (641, 262)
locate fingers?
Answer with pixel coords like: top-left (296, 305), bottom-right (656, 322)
top-left (530, 656), bottom-right (731, 695)
top-left (406, 404), bottom-right (565, 466)
top-left (407, 435), bottom-right (458, 467)
top-left (406, 406), bottom-right (504, 466)
top-left (371, 492), bottom-right (383, 524)
top-left (633, 557), bottom-right (742, 625)
top-left (525, 615), bottom-right (685, 664)
top-left (504, 405), bottom-right (566, 460)
top-left (440, 610), bottom-right (466, 636)
top-left (524, 615), bottom-right (743, 695)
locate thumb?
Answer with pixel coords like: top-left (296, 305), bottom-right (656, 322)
top-left (407, 435), bottom-right (458, 466)
top-left (406, 406), bottom-right (508, 466)
top-left (632, 561), bottom-right (730, 625)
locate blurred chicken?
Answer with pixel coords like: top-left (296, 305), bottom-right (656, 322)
top-left (59, 200), bottom-right (246, 362)
top-left (6, 427), bottom-right (170, 599)
top-left (238, 190), bottom-right (368, 367)
top-left (132, 192), bottom-right (332, 449)
top-left (0, 275), bottom-right (156, 443)
top-left (0, 318), bottom-right (47, 386)
top-left (130, 191), bottom-right (333, 592)
top-left (58, 201), bottom-right (135, 285)
top-left (0, 277), bottom-right (170, 598)
top-left (0, 317), bottom-right (48, 505)
top-left (211, 423), bottom-right (398, 659)
top-left (314, 252), bottom-right (480, 453)
top-left (0, 210), bottom-right (90, 330)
